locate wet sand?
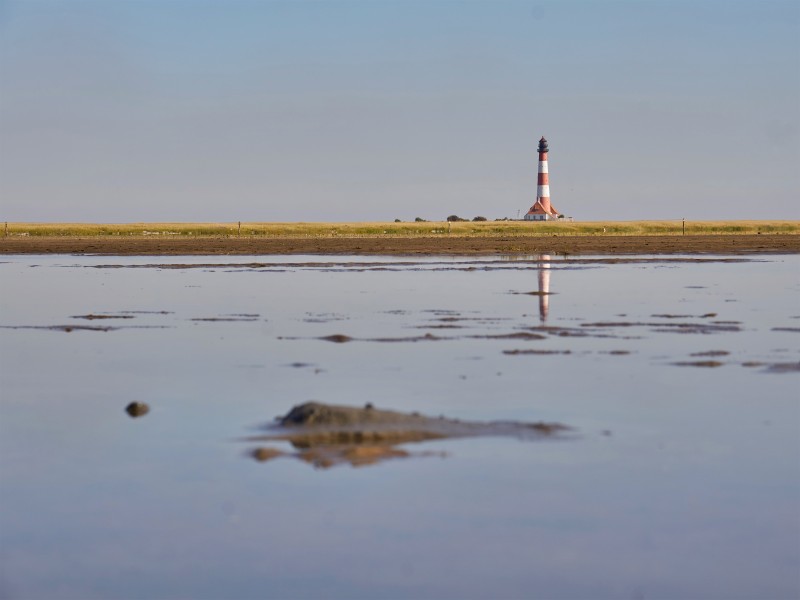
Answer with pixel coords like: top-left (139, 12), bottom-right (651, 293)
top-left (2, 234), bottom-right (798, 255)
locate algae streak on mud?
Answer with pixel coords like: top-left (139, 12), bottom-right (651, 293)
top-left (246, 402), bottom-right (569, 469)
top-left (1, 233), bottom-right (799, 256)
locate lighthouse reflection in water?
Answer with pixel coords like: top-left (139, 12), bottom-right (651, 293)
top-left (537, 255), bottom-right (551, 321)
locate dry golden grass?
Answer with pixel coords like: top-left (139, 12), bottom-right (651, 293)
top-left (2, 220), bottom-right (799, 238)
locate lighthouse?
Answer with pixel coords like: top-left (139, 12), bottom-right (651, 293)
top-left (524, 136), bottom-right (560, 221)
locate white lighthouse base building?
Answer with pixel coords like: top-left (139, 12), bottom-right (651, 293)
top-left (524, 199), bottom-right (560, 221)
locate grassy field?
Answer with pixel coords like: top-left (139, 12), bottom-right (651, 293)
top-left (2, 220), bottom-right (799, 238)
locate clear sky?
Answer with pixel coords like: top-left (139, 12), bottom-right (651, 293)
top-left (1, 0), bottom-right (798, 222)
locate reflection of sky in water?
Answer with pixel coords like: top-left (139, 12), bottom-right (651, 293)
top-left (1, 255), bottom-right (798, 599)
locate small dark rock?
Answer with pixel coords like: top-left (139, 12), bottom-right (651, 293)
top-left (125, 402), bottom-right (150, 418)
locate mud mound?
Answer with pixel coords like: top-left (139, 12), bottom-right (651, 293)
top-left (247, 402), bottom-right (570, 469)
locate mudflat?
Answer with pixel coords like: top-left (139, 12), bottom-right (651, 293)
top-left (2, 233), bottom-right (798, 255)
top-left (247, 402), bottom-right (569, 469)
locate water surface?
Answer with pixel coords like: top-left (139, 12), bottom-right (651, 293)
top-left (1, 254), bottom-right (798, 599)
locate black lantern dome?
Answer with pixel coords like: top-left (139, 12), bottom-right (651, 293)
top-left (538, 136), bottom-right (549, 153)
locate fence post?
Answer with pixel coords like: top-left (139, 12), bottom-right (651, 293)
top-left (682, 218), bottom-right (685, 236)
top-left (238, 221), bottom-right (241, 237)
top-left (3, 222), bottom-right (7, 237)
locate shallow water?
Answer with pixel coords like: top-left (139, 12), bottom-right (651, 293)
top-left (1, 254), bottom-right (798, 599)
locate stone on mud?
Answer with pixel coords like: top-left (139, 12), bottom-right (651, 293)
top-left (125, 402), bottom-right (150, 418)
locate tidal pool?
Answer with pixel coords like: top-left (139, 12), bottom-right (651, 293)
top-left (1, 254), bottom-right (798, 599)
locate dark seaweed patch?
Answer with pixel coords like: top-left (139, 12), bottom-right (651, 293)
top-left (71, 314), bottom-right (135, 320)
top-left (190, 317), bottom-right (259, 322)
top-left (320, 334), bottom-right (354, 343)
top-left (0, 324), bottom-right (118, 332)
top-left (529, 325), bottom-right (632, 340)
top-left (370, 333), bottom-right (444, 343)
top-left (582, 322), bottom-right (645, 328)
top-left (671, 360), bottom-right (725, 368)
top-left (651, 323), bottom-right (741, 334)
top-left (652, 313), bottom-right (717, 319)
top-left (471, 332), bottom-right (547, 341)
top-left (312, 333), bottom-right (448, 343)
top-left (503, 349), bottom-right (572, 355)
top-left (582, 321), bottom-right (741, 334)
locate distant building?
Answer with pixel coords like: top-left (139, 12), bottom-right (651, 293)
top-left (524, 136), bottom-right (561, 221)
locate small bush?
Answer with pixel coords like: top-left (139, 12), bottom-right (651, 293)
top-left (447, 215), bottom-right (467, 222)
top-left (394, 219), bottom-right (402, 222)
top-left (473, 216), bottom-right (487, 221)
top-left (414, 217), bottom-right (427, 222)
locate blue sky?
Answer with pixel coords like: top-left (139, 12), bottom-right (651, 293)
top-left (1, 0), bottom-right (798, 222)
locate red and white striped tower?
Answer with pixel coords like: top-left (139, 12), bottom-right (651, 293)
top-left (537, 136), bottom-right (551, 214)
top-left (524, 136), bottom-right (559, 220)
